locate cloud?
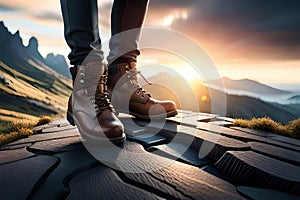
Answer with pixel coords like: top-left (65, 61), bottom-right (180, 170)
top-left (0, 0), bottom-right (113, 59)
top-left (0, 3), bottom-right (18, 11)
top-left (1, 0), bottom-right (300, 66)
top-left (34, 11), bottom-right (62, 22)
top-left (147, 0), bottom-right (300, 61)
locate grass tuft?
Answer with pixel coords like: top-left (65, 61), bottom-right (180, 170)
top-left (36, 116), bottom-right (52, 126)
top-left (287, 118), bottom-right (300, 139)
top-left (234, 117), bottom-right (300, 139)
top-left (0, 116), bottom-right (52, 147)
top-left (0, 125), bottom-right (33, 146)
top-left (0, 122), bottom-right (35, 135)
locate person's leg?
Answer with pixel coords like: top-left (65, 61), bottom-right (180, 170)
top-left (60, 0), bottom-right (125, 144)
top-left (107, 0), bottom-right (177, 120)
top-left (60, 0), bottom-right (103, 68)
top-left (107, 0), bottom-right (149, 67)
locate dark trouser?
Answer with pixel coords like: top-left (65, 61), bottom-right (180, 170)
top-left (60, 0), bottom-right (149, 67)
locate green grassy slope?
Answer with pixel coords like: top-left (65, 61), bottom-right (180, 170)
top-left (0, 61), bottom-right (72, 127)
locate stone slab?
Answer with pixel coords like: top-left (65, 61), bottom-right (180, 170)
top-left (176, 110), bottom-right (199, 117)
top-left (32, 124), bottom-right (57, 134)
top-left (230, 127), bottom-right (300, 147)
top-left (32, 119), bottom-right (71, 134)
top-left (214, 151), bottom-right (300, 194)
top-left (167, 115), bottom-right (199, 127)
top-left (41, 125), bottom-right (76, 134)
top-left (111, 142), bottom-right (243, 199)
top-left (123, 122), bottom-right (168, 147)
top-left (209, 120), bottom-right (233, 127)
top-left (232, 127), bottom-right (300, 147)
top-left (48, 118), bottom-right (69, 125)
top-left (32, 149), bottom-right (98, 200)
top-left (197, 122), bottom-right (300, 153)
top-left (29, 136), bottom-right (82, 154)
top-left (231, 127), bottom-right (276, 138)
top-left (271, 135), bottom-right (300, 147)
top-left (167, 112), bottom-right (219, 127)
top-left (216, 116), bottom-right (235, 123)
top-left (1, 142), bottom-right (32, 150)
top-left (66, 166), bottom-right (161, 200)
top-left (248, 142), bottom-right (300, 166)
top-left (3, 114), bottom-right (299, 199)
top-left (193, 130), bottom-right (249, 162)
top-left (5, 129), bottom-right (80, 147)
top-left (0, 155), bottom-right (59, 200)
top-left (202, 166), bottom-right (232, 183)
top-left (197, 115), bottom-right (217, 122)
top-left (237, 186), bottom-right (300, 200)
top-left (136, 121), bottom-right (249, 162)
top-left (148, 142), bottom-right (210, 167)
top-left (0, 147), bottom-right (35, 164)
top-left (126, 133), bottom-right (167, 147)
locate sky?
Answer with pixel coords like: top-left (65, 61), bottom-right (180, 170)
top-left (0, 0), bottom-right (300, 84)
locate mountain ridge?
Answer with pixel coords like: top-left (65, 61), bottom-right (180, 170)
top-left (0, 20), bottom-right (298, 125)
top-left (0, 21), bottom-right (72, 126)
top-left (0, 21), bottom-right (70, 79)
top-left (208, 76), bottom-right (289, 95)
top-left (145, 73), bottom-right (299, 123)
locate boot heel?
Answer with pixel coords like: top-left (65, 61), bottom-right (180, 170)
top-left (67, 111), bottom-right (75, 126)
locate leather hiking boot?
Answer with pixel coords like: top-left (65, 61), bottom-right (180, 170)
top-left (107, 62), bottom-right (177, 120)
top-left (67, 61), bottom-right (125, 144)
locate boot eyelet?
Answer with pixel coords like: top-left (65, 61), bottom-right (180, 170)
top-left (80, 79), bottom-right (85, 84)
top-left (136, 91), bottom-right (140, 95)
top-left (141, 95), bottom-right (145, 98)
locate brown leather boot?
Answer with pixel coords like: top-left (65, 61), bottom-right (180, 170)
top-left (67, 61), bottom-right (125, 144)
top-left (107, 62), bottom-right (177, 120)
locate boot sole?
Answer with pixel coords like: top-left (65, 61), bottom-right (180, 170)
top-left (118, 109), bottom-right (178, 121)
top-left (66, 111), bottom-right (126, 145)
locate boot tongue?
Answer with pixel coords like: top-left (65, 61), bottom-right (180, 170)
top-left (117, 62), bottom-right (135, 74)
top-left (119, 62), bottom-right (139, 85)
top-left (85, 61), bottom-right (105, 77)
top-left (97, 69), bottom-right (107, 93)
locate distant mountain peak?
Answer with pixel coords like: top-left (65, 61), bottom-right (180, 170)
top-left (15, 33), bottom-right (25, 47)
top-left (222, 77), bottom-right (255, 83)
top-left (0, 21), bottom-right (7, 30)
top-left (0, 20), bottom-right (71, 78)
top-left (45, 53), bottom-right (71, 78)
top-left (27, 36), bottom-right (39, 51)
top-left (13, 30), bottom-right (20, 36)
top-left (145, 72), bottom-right (175, 84)
top-left (0, 21), bottom-right (5, 30)
top-left (209, 76), bottom-right (289, 95)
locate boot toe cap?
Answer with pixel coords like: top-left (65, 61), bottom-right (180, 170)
top-left (92, 123), bottom-right (124, 139)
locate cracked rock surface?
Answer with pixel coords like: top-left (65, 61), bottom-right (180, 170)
top-left (1, 111), bottom-right (300, 200)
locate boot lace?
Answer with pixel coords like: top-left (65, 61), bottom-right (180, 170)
top-left (126, 68), bottom-right (152, 98)
top-left (80, 66), bottom-right (112, 114)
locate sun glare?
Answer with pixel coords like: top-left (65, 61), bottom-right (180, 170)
top-left (163, 15), bottom-right (174, 27)
top-left (201, 95), bottom-right (208, 102)
top-left (162, 10), bottom-right (188, 27)
top-left (179, 67), bottom-right (200, 81)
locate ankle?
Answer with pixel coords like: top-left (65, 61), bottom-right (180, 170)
top-left (70, 66), bottom-right (78, 82)
top-left (107, 63), bottom-right (119, 76)
top-left (108, 61), bottom-right (137, 75)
